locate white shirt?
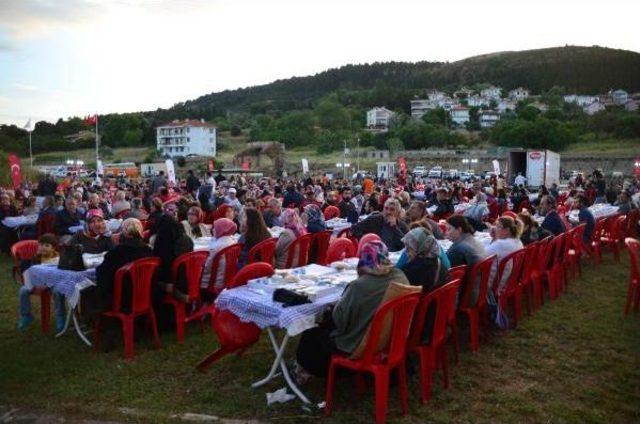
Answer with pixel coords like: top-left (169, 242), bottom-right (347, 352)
top-left (515, 175), bottom-right (527, 187)
top-left (486, 238), bottom-right (523, 292)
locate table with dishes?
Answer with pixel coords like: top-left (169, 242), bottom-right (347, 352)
top-left (1, 214), bottom-right (38, 228)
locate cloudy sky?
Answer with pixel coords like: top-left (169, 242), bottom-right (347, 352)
top-left (1, 0), bottom-right (638, 126)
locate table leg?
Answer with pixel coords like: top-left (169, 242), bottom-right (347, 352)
top-left (55, 307), bottom-right (73, 338)
top-left (251, 328), bottom-right (312, 404)
top-left (72, 310), bottom-right (92, 347)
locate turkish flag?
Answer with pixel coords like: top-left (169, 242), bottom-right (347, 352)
top-left (84, 114), bottom-right (98, 125)
top-left (8, 154), bottom-right (22, 189)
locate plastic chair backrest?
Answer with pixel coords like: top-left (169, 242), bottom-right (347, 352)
top-left (314, 230), bottom-right (333, 265)
top-left (231, 262), bottom-right (274, 288)
top-left (112, 257), bottom-right (160, 314)
top-left (326, 238), bottom-right (357, 263)
top-left (448, 265), bottom-right (467, 282)
top-left (611, 215), bottom-right (627, 242)
top-left (357, 233), bottom-right (382, 255)
top-left (170, 251), bottom-right (209, 300)
top-left (11, 240), bottom-right (39, 262)
top-left (494, 248), bottom-right (527, 296)
top-left (520, 241), bottom-right (539, 279)
top-left (408, 279), bottom-right (461, 351)
top-left (323, 205), bottom-right (340, 220)
top-left (247, 237), bottom-right (277, 264)
top-left (459, 254), bottom-right (496, 310)
top-left (358, 293), bottom-right (420, 366)
top-left (625, 238), bottom-right (640, 284)
top-left (208, 243), bottom-right (242, 293)
top-left (572, 223), bottom-right (586, 249)
top-left (502, 211), bottom-right (518, 220)
top-left (549, 233), bottom-right (566, 266)
top-left (284, 234), bottom-right (313, 268)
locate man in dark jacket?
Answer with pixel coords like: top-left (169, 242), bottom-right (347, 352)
top-left (283, 184), bottom-right (304, 209)
top-left (430, 188), bottom-right (454, 220)
top-left (54, 198), bottom-right (84, 236)
top-left (539, 195), bottom-right (566, 236)
top-left (186, 170), bottom-right (201, 195)
top-left (351, 198), bottom-right (409, 251)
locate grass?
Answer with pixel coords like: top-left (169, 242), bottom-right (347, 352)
top-left (1, 252), bottom-right (639, 423)
top-left (563, 138), bottom-right (640, 154)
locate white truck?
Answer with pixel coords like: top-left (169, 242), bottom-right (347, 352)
top-left (507, 149), bottom-right (560, 188)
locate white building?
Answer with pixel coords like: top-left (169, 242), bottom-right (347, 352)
top-left (508, 87), bottom-right (530, 101)
top-left (467, 96), bottom-right (490, 107)
top-left (497, 99), bottom-right (517, 114)
top-left (410, 99), bottom-right (435, 119)
top-left (479, 110), bottom-right (500, 128)
top-left (564, 95), bottom-right (598, 107)
top-left (611, 89), bottom-right (629, 105)
top-left (583, 101), bottom-right (605, 115)
top-left (156, 119), bottom-right (217, 158)
top-left (480, 86), bottom-right (502, 100)
top-left (625, 100), bottom-right (639, 112)
top-left (450, 106), bottom-right (470, 126)
top-left (366, 107), bottom-right (394, 128)
top-left (427, 89), bottom-right (447, 102)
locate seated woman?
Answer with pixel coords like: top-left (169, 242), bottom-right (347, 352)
top-left (85, 218), bottom-right (153, 315)
top-left (395, 221), bottom-right (451, 271)
top-left (201, 218), bottom-right (238, 293)
top-left (399, 227), bottom-right (448, 293)
top-left (111, 191), bottom-right (131, 218)
top-left (275, 208), bottom-right (307, 269)
top-left (67, 209), bottom-right (114, 254)
top-left (295, 240), bottom-right (410, 378)
top-left (303, 204), bottom-right (327, 234)
top-left (445, 215), bottom-right (488, 268)
top-left (237, 207), bottom-right (271, 268)
top-left (17, 233), bottom-right (65, 330)
top-left (486, 216), bottom-right (524, 293)
top-left (518, 213), bottom-right (552, 245)
top-left (152, 202), bottom-right (194, 283)
top-left (181, 206), bottom-right (211, 240)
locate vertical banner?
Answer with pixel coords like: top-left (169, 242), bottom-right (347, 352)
top-left (301, 158), bottom-right (309, 174)
top-left (241, 162), bottom-right (250, 171)
top-left (96, 159), bottom-right (104, 176)
top-left (165, 159), bottom-right (176, 184)
top-left (8, 154), bottom-right (22, 189)
top-left (492, 159), bottom-right (501, 175)
top-left (398, 156), bottom-right (406, 177)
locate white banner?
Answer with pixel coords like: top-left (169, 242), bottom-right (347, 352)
top-left (492, 159), bottom-right (501, 175)
top-left (165, 159), bottom-right (176, 184)
top-left (301, 158), bottom-right (309, 174)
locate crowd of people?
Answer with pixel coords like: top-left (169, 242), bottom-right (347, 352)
top-left (2, 166), bottom-right (639, 376)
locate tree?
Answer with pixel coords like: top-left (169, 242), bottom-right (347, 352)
top-left (314, 100), bottom-right (351, 130)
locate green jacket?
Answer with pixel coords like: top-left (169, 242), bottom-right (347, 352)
top-left (331, 267), bottom-right (409, 354)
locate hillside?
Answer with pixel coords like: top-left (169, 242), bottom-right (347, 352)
top-left (156, 46), bottom-right (640, 119)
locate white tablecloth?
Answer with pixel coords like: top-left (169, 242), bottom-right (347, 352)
top-left (23, 265), bottom-right (96, 308)
top-left (1, 215), bottom-right (38, 228)
top-left (568, 204), bottom-right (619, 222)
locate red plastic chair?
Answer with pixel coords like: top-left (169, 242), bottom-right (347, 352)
top-left (162, 251), bottom-right (210, 343)
top-left (568, 224), bottom-right (587, 280)
top-left (337, 227), bottom-right (358, 252)
top-left (324, 293), bottom-right (420, 424)
top-left (94, 257), bottom-right (161, 359)
top-left (313, 230), bottom-right (333, 265)
top-left (493, 248), bottom-right (527, 328)
top-left (284, 234), bottom-right (313, 268)
top-left (589, 217), bottom-right (607, 267)
top-left (142, 229), bottom-right (151, 243)
top-left (519, 241), bottom-right (541, 316)
top-left (408, 279), bottom-right (462, 403)
top-left (247, 237), bottom-right (276, 265)
top-left (502, 211), bottom-right (518, 220)
top-left (206, 243), bottom-right (242, 296)
top-left (457, 254), bottom-right (496, 352)
top-left (446, 265), bottom-right (467, 362)
top-left (448, 265), bottom-right (467, 282)
top-left (357, 233), bottom-right (382, 256)
top-left (11, 240), bottom-right (53, 333)
top-left (323, 205), bottom-right (340, 220)
top-left (196, 262), bottom-right (273, 371)
top-left (626, 209), bottom-right (640, 238)
top-left (624, 238), bottom-right (640, 315)
top-left (601, 215), bottom-right (627, 262)
top-left (36, 214), bottom-right (56, 238)
top-left (325, 238), bottom-right (357, 264)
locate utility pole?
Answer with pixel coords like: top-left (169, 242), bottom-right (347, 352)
top-left (343, 139), bottom-right (347, 180)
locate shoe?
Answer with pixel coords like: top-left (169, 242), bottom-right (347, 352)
top-left (17, 315), bottom-right (34, 330)
top-left (55, 315), bottom-right (66, 333)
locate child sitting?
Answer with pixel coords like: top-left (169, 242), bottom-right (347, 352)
top-left (17, 234), bottom-right (66, 331)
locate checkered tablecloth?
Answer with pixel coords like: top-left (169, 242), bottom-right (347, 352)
top-left (23, 265), bottom-right (96, 308)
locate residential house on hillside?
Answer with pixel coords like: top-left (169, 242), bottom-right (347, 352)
top-left (508, 87), bottom-right (530, 101)
top-left (366, 107), bottom-right (394, 129)
top-left (529, 102), bottom-right (548, 112)
top-left (497, 99), bottom-right (517, 114)
top-left (610, 89), bottom-right (629, 105)
top-left (584, 101), bottom-right (605, 115)
top-left (625, 100), bottom-right (639, 112)
top-left (479, 110), bottom-right (500, 128)
top-left (564, 95), bottom-right (598, 107)
top-left (410, 99), bottom-right (433, 119)
top-left (454, 87), bottom-right (475, 98)
top-left (156, 119), bottom-right (216, 158)
top-left (450, 106), bottom-right (470, 126)
top-left (427, 90), bottom-right (447, 102)
top-left (480, 86), bottom-right (502, 100)
top-left (467, 96), bottom-right (490, 107)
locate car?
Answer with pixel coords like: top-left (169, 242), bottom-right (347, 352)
top-left (412, 165), bottom-right (427, 177)
top-left (459, 171), bottom-right (474, 182)
top-left (448, 169), bottom-right (460, 179)
top-left (428, 166), bottom-right (443, 179)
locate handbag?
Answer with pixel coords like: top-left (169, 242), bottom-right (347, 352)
top-left (58, 244), bottom-right (86, 271)
top-left (273, 288), bottom-right (311, 307)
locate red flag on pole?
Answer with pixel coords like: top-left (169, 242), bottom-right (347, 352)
top-left (84, 114), bottom-right (98, 125)
top-left (8, 154), bottom-right (22, 189)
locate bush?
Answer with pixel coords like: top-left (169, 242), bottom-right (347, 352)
top-left (175, 156), bottom-right (186, 167)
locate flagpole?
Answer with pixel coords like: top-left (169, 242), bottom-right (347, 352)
top-left (29, 130), bottom-right (33, 168)
top-left (95, 115), bottom-right (99, 179)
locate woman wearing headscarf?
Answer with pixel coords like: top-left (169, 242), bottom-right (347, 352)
top-left (399, 227), bottom-right (449, 293)
top-left (275, 208), bottom-right (307, 269)
top-left (201, 218), bottom-right (238, 292)
top-left (295, 240), bottom-right (410, 378)
top-left (67, 209), bottom-right (114, 254)
top-left (181, 206), bottom-right (212, 240)
top-left (237, 207), bottom-right (271, 268)
top-left (152, 202), bottom-right (194, 283)
top-left (303, 203), bottom-right (327, 234)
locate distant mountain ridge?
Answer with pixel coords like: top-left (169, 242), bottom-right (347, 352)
top-left (153, 45), bottom-right (640, 120)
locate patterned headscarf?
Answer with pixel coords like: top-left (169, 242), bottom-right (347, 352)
top-left (213, 218), bottom-right (237, 238)
top-left (281, 208), bottom-right (307, 237)
top-left (357, 239), bottom-right (392, 276)
top-left (401, 227), bottom-right (440, 259)
top-left (121, 218), bottom-right (143, 239)
top-left (304, 204), bottom-right (325, 227)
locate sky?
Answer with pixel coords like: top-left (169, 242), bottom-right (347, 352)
top-left (1, 0), bottom-right (639, 126)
